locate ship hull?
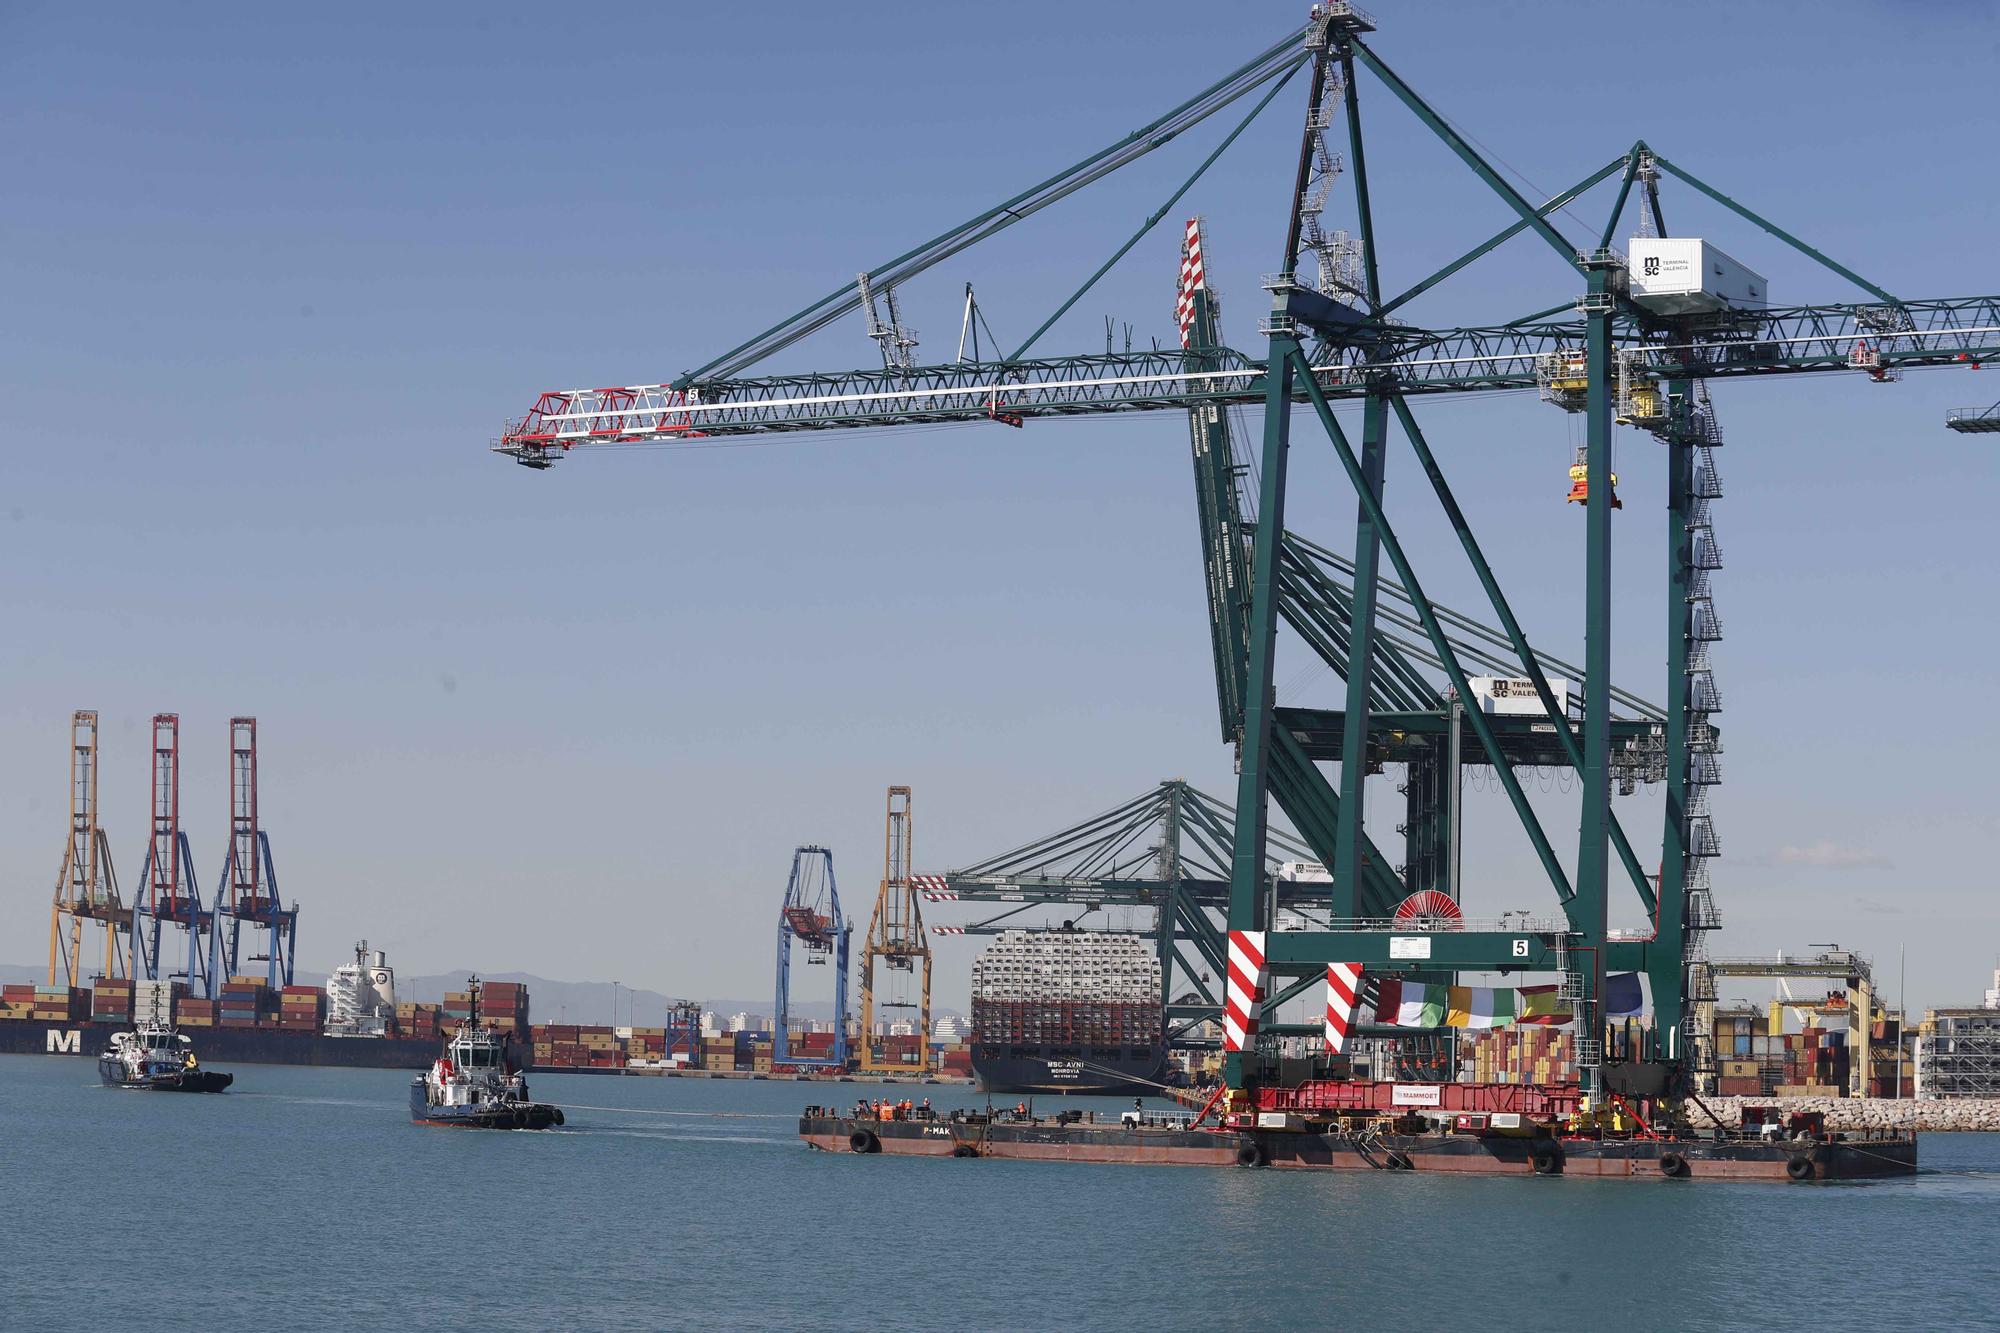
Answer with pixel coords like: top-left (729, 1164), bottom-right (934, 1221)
top-left (801, 1115), bottom-right (1916, 1181)
top-left (971, 1047), bottom-right (1167, 1097)
top-left (5, 1019), bottom-right (442, 1070)
top-left (96, 1056), bottom-right (234, 1093)
top-left (407, 1080), bottom-right (564, 1130)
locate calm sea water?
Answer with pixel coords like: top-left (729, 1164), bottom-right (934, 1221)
top-left (2, 1053), bottom-right (1995, 1332)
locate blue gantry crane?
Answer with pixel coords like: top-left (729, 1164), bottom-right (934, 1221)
top-left (212, 717), bottom-right (298, 989)
top-left (774, 845), bottom-right (850, 1068)
top-left (128, 713), bottom-right (219, 998)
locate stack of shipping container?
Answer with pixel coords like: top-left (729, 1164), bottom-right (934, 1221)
top-left (28, 985), bottom-right (86, 1022)
top-left (1712, 1007), bottom-right (1783, 1094)
top-left (1865, 1014), bottom-right (1913, 1098)
top-left (528, 1023), bottom-right (622, 1070)
top-left (1775, 1026), bottom-right (1850, 1096)
top-left (1459, 1027), bottom-right (1579, 1085)
top-left (468, 981), bottom-right (529, 1042)
top-left (394, 1002), bottom-right (443, 1042)
top-left (1710, 1007), bottom-right (1912, 1098)
top-left (785, 1030), bottom-right (839, 1066)
top-left (872, 1032), bottom-right (924, 1067)
top-left (701, 1034), bottom-right (735, 1072)
top-left (89, 976), bottom-right (133, 1023)
top-left (133, 979), bottom-right (181, 1025)
top-left (218, 977), bottom-right (269, 1028)
top-left (970, 930), bottom-right (1164, 1053)
top-left (1, 983), bottom-right (41, 1020)
top-left (625, 1026), bottom-right (667, 1062)
top-left (277, 985), bottom-right (324, 1033)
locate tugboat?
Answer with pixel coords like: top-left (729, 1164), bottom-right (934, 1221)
top-left (408, 976), bottom-right (564, 1130)
top-left (98, 1023), bottom-right (234, 1093)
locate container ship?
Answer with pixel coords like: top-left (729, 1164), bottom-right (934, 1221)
top-left (970, 929), bottom-right (1166, 1096)
top-left (0, 948), bottom-right (707, 1073)
top-left (2, 944), bottom-right (453, 1070)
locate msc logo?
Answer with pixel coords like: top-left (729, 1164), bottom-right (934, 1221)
top-left (1642, 256), bottom-right (1661, 277)
top-left (46, 1029), bottom-right (81, 1055)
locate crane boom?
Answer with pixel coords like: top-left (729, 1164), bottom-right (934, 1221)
top-left (496, 295), bottom-right (2000, 464)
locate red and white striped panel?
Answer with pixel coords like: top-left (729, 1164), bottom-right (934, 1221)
top-left (1324, 962), bottom-right (1363, 1054)
top-left (930, 926), bottom-right (966, 936)
top-left (1222, 929), bottom-right (1267, 1053)
top-left (910, 874), bottom-right (957, 901)
top-left (1176, 217), bottom-right (1206, 348)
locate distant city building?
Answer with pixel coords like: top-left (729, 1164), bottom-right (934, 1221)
top-left (1986, 969), bottom-right (2000, 1011)
top-left (699, 1012), bottom-right (720, 1037)
top-left (728, 1011), bottom-right (751, 1033)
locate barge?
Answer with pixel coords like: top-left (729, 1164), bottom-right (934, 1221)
top-left (802, 1093), bottom-right (1917, 1181)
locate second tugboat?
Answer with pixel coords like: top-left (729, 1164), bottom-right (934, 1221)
top-left (409, 976), bottom-right (564, 1130)
top-left (98, 1022), bottom-right (233, 1093)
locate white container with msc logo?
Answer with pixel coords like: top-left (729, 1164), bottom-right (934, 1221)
top-left (1626, 237), bottom-right (1767, 315)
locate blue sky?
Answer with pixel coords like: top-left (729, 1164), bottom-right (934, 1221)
top-left (4, 1), bottom-right (1998, 1016)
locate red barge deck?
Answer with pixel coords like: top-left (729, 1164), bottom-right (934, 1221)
top-left (802, 1106), bottom-right (1916, 1182)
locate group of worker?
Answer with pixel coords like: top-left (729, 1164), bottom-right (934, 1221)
top-left (856, 1097), bottom-right (931, 1121)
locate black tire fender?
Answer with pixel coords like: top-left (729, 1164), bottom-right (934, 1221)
top-left (951, 1144), bottom-right (978, 1159)
top-left (1658, 1152), bottom-right (1689, 1178)
top-left (1786, 1155), bottom-right (1814, 1181)
top-left (1530, 1143), bottom-right (1563, 1175)
top-left (552, 1108), bottom-right (565, 1127)
top-left (1236, 1143), bottom-right (1268, 1169)
top-left (849, 1129), bottom-right (880, 1154)
top-left (1385, 1150), bottom-right (1414, 1171)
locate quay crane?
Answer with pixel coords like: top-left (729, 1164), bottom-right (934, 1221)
top-left (857, 787), bottom-right (930, 1073)
top-left (128, 714), bottom-right (218, 998)
top-left (48, 710), bottom-right (127, 988)
top-left (774, 846), bottom-right (851, 1069)
top-left (491, 4), bottom-right (2000, 1118)
top-left (212, 717), bottom-right (298, 989)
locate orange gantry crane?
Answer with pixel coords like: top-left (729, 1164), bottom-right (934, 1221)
top-left (49, 710), bottom-right (126, 987)
top-left (857, 786), bottom-right (931, 1073)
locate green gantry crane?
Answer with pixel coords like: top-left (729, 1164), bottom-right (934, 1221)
top-left (494, 4), bottom-right (2000, 1113)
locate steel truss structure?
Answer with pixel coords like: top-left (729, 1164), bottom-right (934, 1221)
top-left (773, 845), bottom-right (851, 1068)
top-left (212, 717), bottom-right (298, 989)
top-left (1920, 1009), bottom-right (2000, 1099)
top-left (128, 714), bottom-right (218, 997)
top-left (48, 710), bottom-right (126, 988)
top-left (913, 780), bottom-right (1333, 1044)
top-left (495, 4), bottom-right (1998, 1108)
top-left (857, 787), bottom-right (930, 1072)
